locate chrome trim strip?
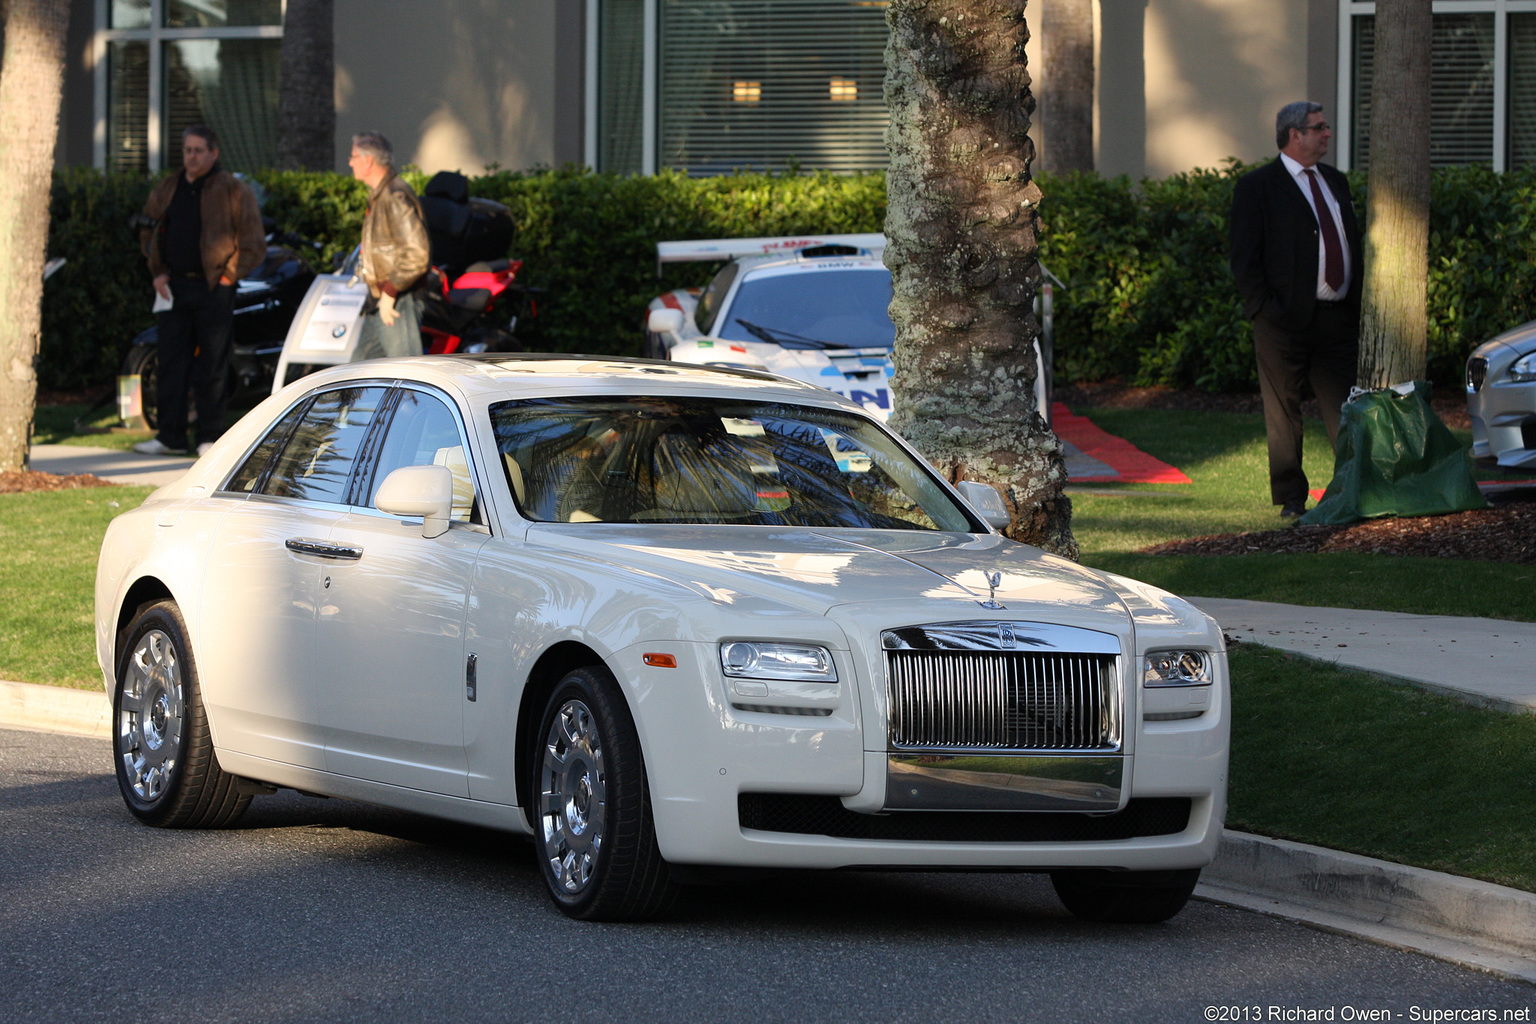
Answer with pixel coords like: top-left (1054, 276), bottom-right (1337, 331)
top-left (881, 620), bottom-right (1120, 655)
top-left (885, 754), bottom-right (1123, 811)
top-left (284, 538), bottom-right (363, 560)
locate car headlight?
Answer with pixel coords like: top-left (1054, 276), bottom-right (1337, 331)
top-left (1506, 352), bottom-right (1536, 384)
top-left (1143, 649), bottom-right (1212, 687)
top-left (720, 641), bottom-right (837, 682)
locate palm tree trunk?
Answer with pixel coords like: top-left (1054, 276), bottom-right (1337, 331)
top-left (276, 0), bottom-right (336, 171)
top-left (1039, 0), bottom-right (1095, 174)
top-left (884, 0), bottom-right (1075, 558)
top-left (1358, 0), bottom-right (1432, 387)
top-left (0, 0), bottom-right (70, 471)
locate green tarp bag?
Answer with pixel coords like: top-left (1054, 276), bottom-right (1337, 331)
top-left (1300, 380), bottom-right (1487, 526)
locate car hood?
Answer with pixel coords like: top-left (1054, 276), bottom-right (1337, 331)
top-left (525, 525), bottom-right (1168, 640)
top-left (1472, 319), bottom-right (1536, 360)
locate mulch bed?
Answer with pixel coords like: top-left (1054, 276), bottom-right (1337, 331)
top-left (0, 470), bottom-right (113, 494)
top-left (1061, 380), bottom-right (1532, 563)
top-left (1140, 498), bottom-right (1536, 564)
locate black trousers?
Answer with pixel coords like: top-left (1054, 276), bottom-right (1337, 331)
top-left (1252, 302), bottom-right (1359, 506)
top-left (156, 277), bottom-right (235, 450)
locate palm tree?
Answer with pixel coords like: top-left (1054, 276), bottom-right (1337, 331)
top-left (0, 0), bottom-right (70, 471)
top-left (276, 0), bottom-right (335, 171)
top-left (884, 0), bottom-right (1075, 557)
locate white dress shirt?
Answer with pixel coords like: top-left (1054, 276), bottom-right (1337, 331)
top-left (1280, 151), bottom-right (1352, 301)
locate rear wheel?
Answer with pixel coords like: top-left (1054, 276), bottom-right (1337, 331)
top-left (113, 600), bottom-right (250, 828)
top-left (1050, 868), bottom-right (1201, 923)
top-left (533, 666), bottom-right (676, 921)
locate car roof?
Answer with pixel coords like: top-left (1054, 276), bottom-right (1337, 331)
top-left (278, 353), bottom-right (865, 410)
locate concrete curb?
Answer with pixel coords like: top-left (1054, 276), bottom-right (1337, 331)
top-left (0, 679), bottom-right (110, 738)
top-left (4, 680), bottom-right (1534, 981)
top-left (1201, 831), bottom-right (1536, 983)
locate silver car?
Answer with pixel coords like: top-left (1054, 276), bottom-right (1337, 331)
top-left (1467, 322), bottom-right (1536, 470)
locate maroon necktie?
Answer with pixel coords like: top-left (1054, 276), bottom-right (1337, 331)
top-left (1304, 168), bottom-right (1345, 291)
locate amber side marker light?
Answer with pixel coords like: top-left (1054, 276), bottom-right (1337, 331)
top-left (643, 653), bottom-right (678, 668)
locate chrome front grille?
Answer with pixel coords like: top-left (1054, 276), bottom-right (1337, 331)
top-left (1468, 356), bottom-right (1487, 392)
top-left (886, 650), bottom-right (1118, 750)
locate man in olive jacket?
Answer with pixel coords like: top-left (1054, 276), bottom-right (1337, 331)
top-left (348, 131), bottom-right (431, 360)
top-left (135, 124), bottom-right (264, 456)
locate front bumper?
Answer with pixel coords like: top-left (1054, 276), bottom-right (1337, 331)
top-left (624, 638), bottom-right (1229, 872)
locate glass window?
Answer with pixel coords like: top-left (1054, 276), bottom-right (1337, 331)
top-left (366, 390), bottom-right (479, 524)
top-left (489, 396), bottom-right (977, 531)
top-left (1349, 10), bottom-right (1498, 170)
top-left (164, 39), bottom-right (281, 173)
top-left (695, 261), bottom-right (739, 335)
top-left (594, 0), bottom-right (889, 175)
top-left (225, 399), bottom-right (307, 494)
top-left (95, 7), bottom-right (281, 172)
top-left (657, 0), bottom-right (889, 175)
top-left (599, 0), bottom-right (645, 176)
top-left (110, 1), bottom-right (152, 30)
top-left (1510, 14), bottom-right (1536, 168)
top-left (107, 41), bottom-right (150, 175)
top-left (262, 387), bottom-right (389, 504)
top-left (717, 267), bottom-right (895, 349)
top-left (165, 0), bottom-right (282, 29)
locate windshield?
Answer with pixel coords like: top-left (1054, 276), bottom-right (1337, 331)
top-left (489, 396), bottom-right (977, 531)
top-left (716, 266), bottom-right (895, 349)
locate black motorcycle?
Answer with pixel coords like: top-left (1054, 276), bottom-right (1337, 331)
top-left (121, 223), bottom-right (318, 429)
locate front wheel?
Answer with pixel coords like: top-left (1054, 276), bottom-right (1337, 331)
top-left (533, 666), bottom-right (676, 921)
top-left (1050, 867), bottom-right (1201, 923)
top-left (113, 600), bottom-right (250, 828)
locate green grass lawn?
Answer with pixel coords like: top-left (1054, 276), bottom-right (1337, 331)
top-left (1229, 643), bottom-right (1536, 892)
top-left (1068, 407), bottom-right (1536, 623)
top-left (0, 484), bottom-right (154, 688)
top-left (31, 402), bottom-right (153, 450)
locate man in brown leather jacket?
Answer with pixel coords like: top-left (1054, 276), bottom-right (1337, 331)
top-left (135, 124), bottom-right (264, 456)
top-left (348, 131), bottom-right (430, 360)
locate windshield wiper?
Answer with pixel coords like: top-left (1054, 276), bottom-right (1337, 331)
top-left (733, 318), bottom-right (850, 351)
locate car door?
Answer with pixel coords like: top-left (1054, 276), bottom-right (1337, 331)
top-left (315, 386), bottom-right (489, 797)
top-left (199, 385), bottom-right (391, 770)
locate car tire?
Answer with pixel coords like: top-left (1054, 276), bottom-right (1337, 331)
top-left (533, 665), bottom-right (677, 921)
top-left (1049, 867), bottom-right (1201, 923)
top-left (112, 600), bottom-right (251, 829)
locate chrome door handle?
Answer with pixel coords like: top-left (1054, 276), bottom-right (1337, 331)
top-left (285, 538), bottom-right (363, 560)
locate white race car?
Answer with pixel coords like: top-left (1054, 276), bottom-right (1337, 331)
top-left (645, 234), bottom-right (1054, 423)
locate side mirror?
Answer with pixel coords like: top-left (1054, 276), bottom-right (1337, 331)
top-left (375, 464), bottom-right (454, 538)
top-left (956, 480), bottom-right (1011, 531)
top-left (647, 307), bottom-right (686, 335)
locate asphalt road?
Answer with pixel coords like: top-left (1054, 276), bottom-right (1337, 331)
top-left (3, 728), bottom-right (1531, 1024)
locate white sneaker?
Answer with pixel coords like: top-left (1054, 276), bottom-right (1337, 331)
top-left (196, 442), bottom-right (214, 457)
top-left (132, 438), bottom-right (184, 456)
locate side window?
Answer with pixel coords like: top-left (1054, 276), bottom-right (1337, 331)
top-left (695, 262), bottom-right (738, 335)
top-left (225, 401), bottom-right (307, 494)
top-left (366, 389), bottom-right (479, 523)
top-left (261, 386), bottom-right (389, 504)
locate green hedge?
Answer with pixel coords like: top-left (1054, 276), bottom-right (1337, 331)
top-left (37, 162), bottom-right (1536, 393)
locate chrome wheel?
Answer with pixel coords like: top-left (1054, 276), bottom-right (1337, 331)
top-left (539, 697), bottom-right (607, 895)
top-left (117, 627), bottom-right (185, 802)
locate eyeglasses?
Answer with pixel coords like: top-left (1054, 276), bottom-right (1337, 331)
top-left (1296, 122), bottom-right (1331, 133)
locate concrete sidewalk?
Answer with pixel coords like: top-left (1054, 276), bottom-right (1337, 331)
top-left (1189, 596), bottom-right (1536, 714)
top-left (31, 443), bottom-right (193, 488)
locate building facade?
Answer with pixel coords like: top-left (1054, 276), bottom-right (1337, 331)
top-left (53, 0), bottom-right (1535, 179)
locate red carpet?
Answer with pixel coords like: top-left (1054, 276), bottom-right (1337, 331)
top-left (1053, 403), bottom-right (1192, 485)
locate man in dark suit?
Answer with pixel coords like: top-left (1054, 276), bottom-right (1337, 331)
top-left (1229, 101), bottom-right (1361, 519)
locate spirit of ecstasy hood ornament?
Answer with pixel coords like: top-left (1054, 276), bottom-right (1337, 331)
top-left (978, 570), bottom-right (1005, 610)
